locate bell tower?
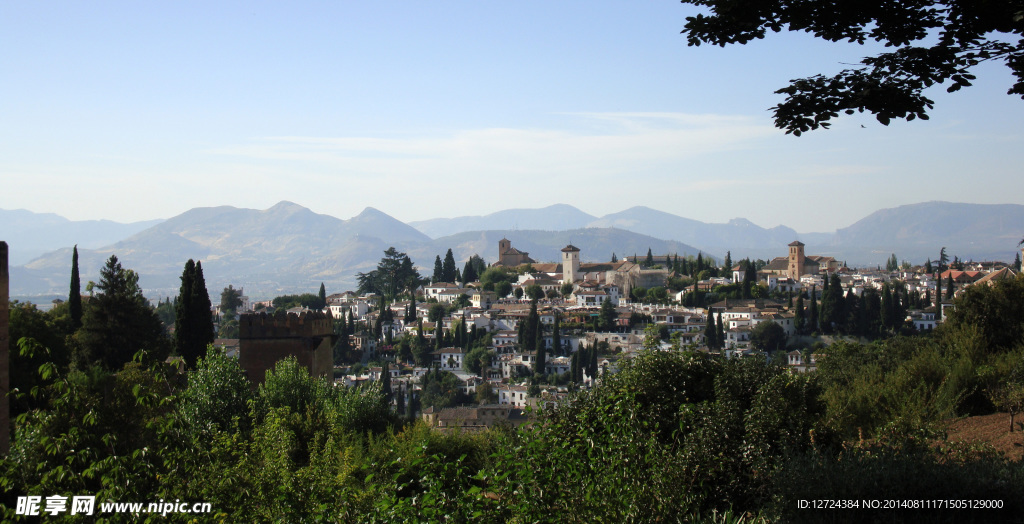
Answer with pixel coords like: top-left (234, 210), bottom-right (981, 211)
top-left (788, 241), bottom-right (805, 279)
top-left (561, 244), bottom-right (580, 284)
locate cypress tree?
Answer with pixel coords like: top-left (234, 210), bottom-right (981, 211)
top-left (936, 272), bottom-right (943, 306)
top-left (571, 350), bottom-right (580, 383)
top-left (69, 245), bottom-right (83, 329)
top-left (527, 300), bottom-right (539, 351)
top-left (551, 312), bottom-right (561, 356)
top-left (808, 286), bottom-right (818, 334)
top-left (318, 282), bottom-right (327, 309)
top-left (381, 362), bottom-right (392, 404)
top-left (704, 312), bottom-right (717, 349)
top-left (442, 249), bottom-right (457, 283)
top-left (696, 252), bottom-right (704, 273)
top-left (795, 295), bottom-right (805, 334)
top-left (645, 248), bottom-right (654, 267)
top-left (881, 284), bottom-right (894, 334)
top-left (723, 251), bottom-right (732, 273)
top-left (716, 312), bottom-right (725, 349)
top-left (433, 255), bottom-right (443, 283)
top-left (534, 326), bottom-right (546, 376)
top-left (590, 340), bottom-right (598, 380)
top-left (945, 274), bottom-right (955, 299)
top-left (175, 259), bottom-right (214, 368)
top-left (396, 384), bottom-right (405, 415)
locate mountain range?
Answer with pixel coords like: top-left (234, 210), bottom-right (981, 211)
top-left (4, 201), bottom-right (1022, 299)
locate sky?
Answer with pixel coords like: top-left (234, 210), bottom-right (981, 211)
top-left (3, 1), bottom-right (1023, 234)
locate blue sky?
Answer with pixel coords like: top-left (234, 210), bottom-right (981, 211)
top-left (3, 1), bottom-right (1023, 233)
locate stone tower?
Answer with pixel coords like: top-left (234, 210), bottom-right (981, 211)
top-left (498, 238), bottom-right (511, 265)
top-left (561, 244), bottom-right (580, 284)
top-left (787, 241), bottom-right (806, 280)
top-left (238, 311), bottom-right (335, 386)
top-left (1, 241), bottom-right (9, 454)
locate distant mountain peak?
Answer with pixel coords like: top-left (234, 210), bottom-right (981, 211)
top-left (266, 201), bottom-right (308, 212)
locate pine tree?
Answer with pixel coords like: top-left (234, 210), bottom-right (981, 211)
top-left (76, 255), bottom-right (167, 369)
top-left (69, 245), bottom-right (83, 329)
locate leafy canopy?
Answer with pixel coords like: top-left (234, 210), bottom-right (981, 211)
top-left (681, 0), bottom-right (1024, 134)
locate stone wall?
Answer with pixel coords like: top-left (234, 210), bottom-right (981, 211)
top-left (238, 311), bottom-right (335, 385)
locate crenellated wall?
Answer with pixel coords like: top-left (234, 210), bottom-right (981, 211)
top-left (239, 310), bottom-right (333, 339)
top-left (238, 310), bottom-right (335, 386)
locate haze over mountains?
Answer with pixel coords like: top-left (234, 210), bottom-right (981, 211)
top-left (4, 201), bottom-right (1022, 298)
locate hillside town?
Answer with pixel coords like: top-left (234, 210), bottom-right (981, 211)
top-left (218, 238), bottom-right (1024, 431)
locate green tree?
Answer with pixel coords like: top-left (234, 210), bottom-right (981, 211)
top-left (751, 320), bottom-right (787, 353)
top-left (69, 244), bottom-right (83, 329)
top-left (945, 274), bottom-right (1024, 353)
top-left (945, 273), bottom-right (955, 299)
top-left (442, 249), bottom-right (457, 283)
top-left (704, 312), bottom-right (717, 349)
top-left (175, 259), bottom-right (215, 368)
top-left (645, 248), bottom-right (654, 267)
top-left (807, 286), bottom-right (819, 334)
top-left (794, 294), bottom-right (805, 334)
top-left (432, 255), bottom-right (443, 283)
top-left (599, 298), bottom-right (617, 332)
top-left (359, 248), bottom-right (422, 300)
top-left (318, 282), bottom-right (327, 309)
top-left (221, 285), bottom-right (244, 314)
top-left (75, 255), bottom-right (168, 369)
top-left (525, 284), bottom-right (544, 301)
top-left (716, 312), bottom-right (725, 349)
top-left (179, 345), bottom-right (253, 434)
top-left (680, 0), bottom-right (1024, 134)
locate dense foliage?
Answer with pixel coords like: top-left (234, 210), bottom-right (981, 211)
top-left (4, 269), bottom-right (1024, 521)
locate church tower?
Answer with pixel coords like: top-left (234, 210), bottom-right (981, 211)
top-left (561, 244), bottom-right (580, 284)
top-left (787, 241), bottom-right (806, 279)
top-left (498, 238), bottom-right (511, 266)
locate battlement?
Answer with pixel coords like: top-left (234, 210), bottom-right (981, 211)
top-left (239, 310), bottom-right (333, 339)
